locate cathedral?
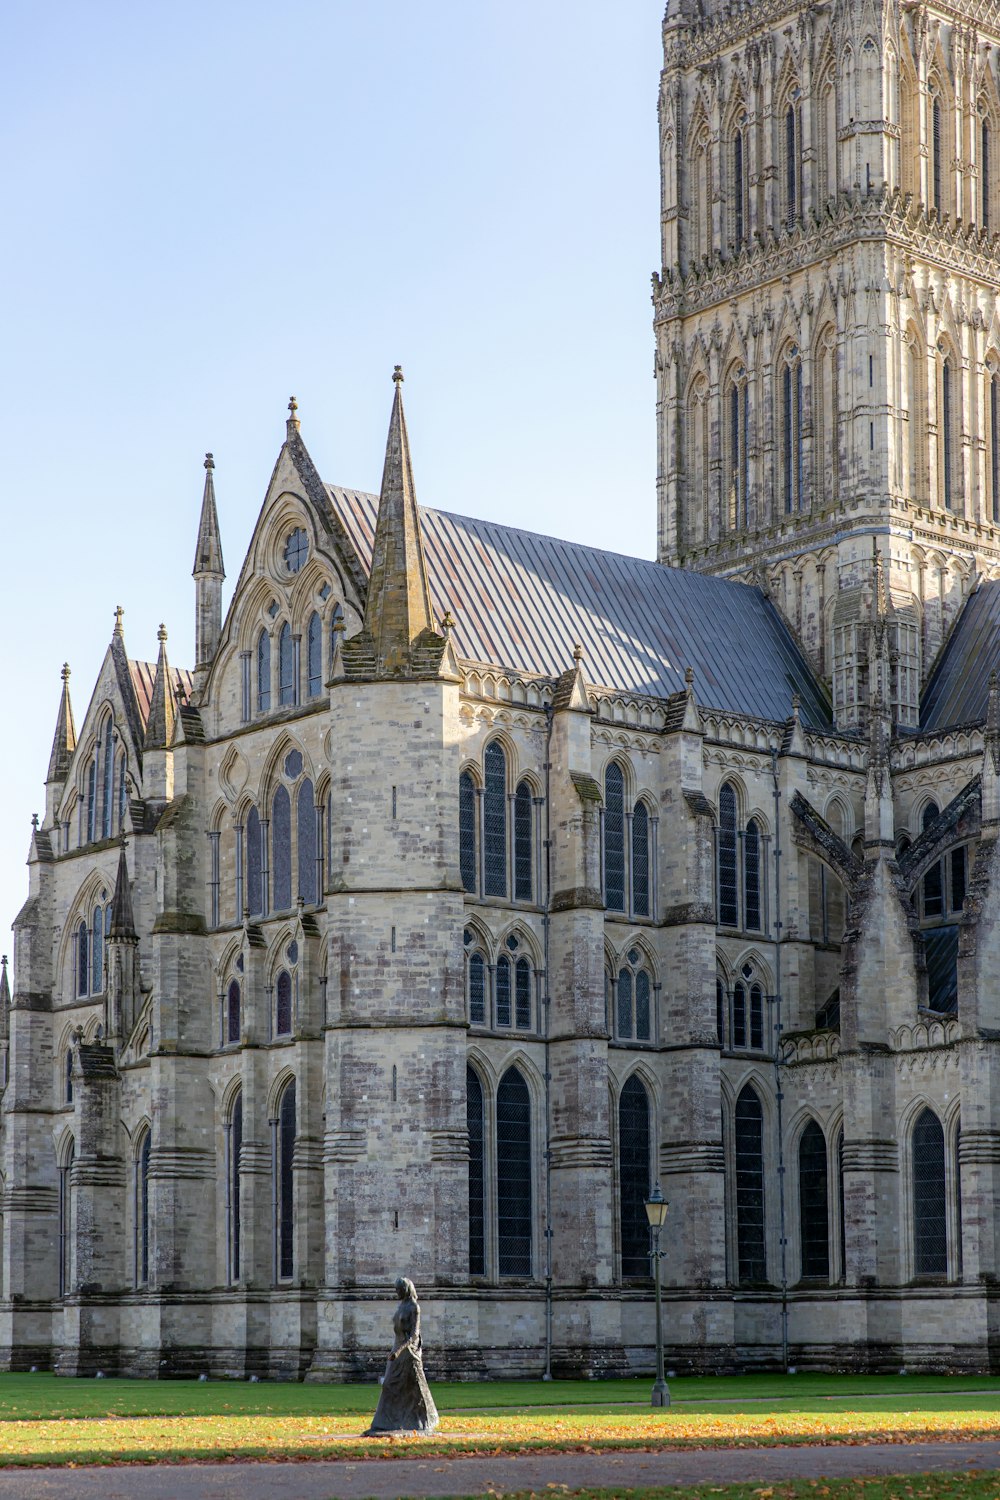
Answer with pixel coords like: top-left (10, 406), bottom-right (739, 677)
top-left (8, 0), bottom-right (1000, 1379)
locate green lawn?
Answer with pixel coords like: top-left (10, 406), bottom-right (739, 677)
top-left (0, 1370), bottom-right (998, 1421)
top-left (425, 1483), bottom-right (1000, 1500)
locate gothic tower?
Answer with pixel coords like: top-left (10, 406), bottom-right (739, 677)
top-left (654, 0), bottom-right (1000, 728)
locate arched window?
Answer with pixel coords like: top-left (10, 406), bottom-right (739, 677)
top-left (732, 962), bottom-right (765, 1050)
top-left (785, 101), bottom-right (799, 227)
top-left (515, 955), bottom-right (533, 1030)
top-left (815, 327), bottom-right (839, 504)
top-left (101, 717), bottom-right (114, 839)
top-left (632, 801), bottom-right (651, 918)
top-left (118, 752), bottom-right (128, 829)
top-left (276, 970), bottom-right (293, 1037)
top-left (982, 116), bottom-right (992, 230)
top-left (275, 1079), bottom-right (296, 1281)
top-left (86, 758), bottom-right (97, 843)
top-left (782, 349), bottom-right (804, 513)
top-left (941, 353), bottom-right (956, 510)
top-left (718, 783), bottom-right (739, 927)
top-left (735, 1084), bottom-right (766, 1284)
top-left (604, 763), bottom-right (626, 912)
top-left (912, 1107), bottom-right (947, 1276)
top-left (837, 1127), bottom-right (846, 1280)
top-left (90, 902), bottom-right (103, 994)
top-left (716, 974), bottom-right (726, 1046)
top-left (818, 76), bottom-right (837, 201)
top-left (76, 919), bottom-right (89, 998)
top-left (226, 979), bottom-right (241, 1046)
top-left (744, 818), bottom-right (762, 931)
top-left (467, 1066), bottom-right (486, 1276)
top-left (496, 954), bottom-right (511, 1028)
top-left (246, 806), bottom-right (263, 917)
top-left (989, 366), bottom-right (1000, 524)
top-left (483, 742), bottom-right (508, 897)
top-left (497, 1067), bottom-right (532, 1277)
top-left (726, 371), bottom-right (750, 529)
top-left (932, 95), bottom-right (943, 214)
top-left (459, 771), bottom-right (477, 894)
top-left (306, 612), bottom-right (323, 698)
top-left (619, 1075), bottom-right (652, 1279)
top-left (65, 1048), bottom-right (74, 1104)
top-left (732, 122), bottom-right (746, 249)
top-left (278, 621), bottom-right (295, 706)
top-left (466, 943), bottom-right (486, 1026)
top-left (692, 125), bottom-right (712, 260)
top-left (687, 374), bottom-right (710, 548)
top-left (228, 1089), bottom-right (243, 1283)
top-left (907, 331), bottom-right (927, 504)
top-left (272, 784), bottom-right (292, 911)
top-left (256, 629), bottom-right (271, 714)
top-left (513, 780), bottom-right (533, 902)
top-left (135, 1128), bottom-right (151, 1287)
top-left (297, 778), bottom-right (317, 904)
top-left (798, 1119), bottom-right (830, 1280)
top-left (614, 949), bottom-right (653, 1043)
top-left (58, 1138), bottom-right (75, 1298)
top-left (328, 602), bottom-right (344, 676)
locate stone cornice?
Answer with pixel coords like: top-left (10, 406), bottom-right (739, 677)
top-left (653, 190), bottom-right (1000, 321)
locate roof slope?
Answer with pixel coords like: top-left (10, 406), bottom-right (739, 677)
top-left (129, 661), bottom-right (194, 731)
top-left (922, 580), bottom-right (1000, 730)
top-left (327, 488), bottom-right (831, 727)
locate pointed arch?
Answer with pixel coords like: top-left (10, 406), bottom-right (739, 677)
top-left (618, 1073), bottom-right (652, 1279)
top-left (497, 1064), bottom-right (532, 1277)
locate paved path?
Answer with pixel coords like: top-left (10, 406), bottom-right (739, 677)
top-left (2, 1441), bottom-right (1000, 1500)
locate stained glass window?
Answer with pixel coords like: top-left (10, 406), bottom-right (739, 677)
top-left (496, 956), bottom-right (512, 1027)
top-left (732, 981), bottom-right (747, 1048)
top-left (276, 970), bottom-right (293, 1036)
top-left (277, 1080), bottom-right (296, 1281)
top-left (459, 772), bottom-right (477, 894)
top-left (484, 743), bottom-right (507, 897)
top-left (272, 785), bottom-right (292, 911)
top-left (467, 1066), bottom-right (486, 1276)
top-left (718, 784), bottom-right (739, 926)
top-left (468, 951), bottom-right (486, 1025)
top-left (227, 979), bottom-right (241, 1045)
top-left (604, 764), bottom-right (626, 912)
top-left (716, 976), bottom-right (726, 1046)
top-left (136, 1130), bottom-right (151, 1287)
top-left (514, 781), bottom-right (533, 902)
top-left (283, 527), bottom-right (308, 573)
top-left (307, 613), bottom-right (322, 697)
top-left (497, 1067), bottom-right (532, 1276)
top-left (86, 759), bottom-right (97, 843)
top-left (257, 630), bottom-right (271, 714)
top-left (750, 983), bottom-right (764, 1050)
top-left (635, 969), bottom-right (651, 1042)
top-left (744, 819), bottom-right (761, 930)
top-left (735, 1084), bottom-right (766, 1284)
top-left (617, 970), bottom-right (633, 1040)
top-left (297, 779), bottom-right (317, 904)
top-left (913, 1107), bottom-right (947, 1276)
top-left (632, 801), bottom-right (650, 917)
top-left (619, 1075), bottom-right (651, 1278)
top-left (246, 807), bottom-right (263, 917)
top-left (798, 1119), bottom-right (830, 1280)
top-left (77, 919), bottom-right (89, 997)
top-left (279, 622), bottom-right (295, 705)
top-left (91, 903), bottom-right (103, 994)
top-left (515, 956), bottom-right (532, 1030)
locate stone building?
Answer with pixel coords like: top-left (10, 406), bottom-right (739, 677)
top-left (7, 0), bottom-right (1000, 1377)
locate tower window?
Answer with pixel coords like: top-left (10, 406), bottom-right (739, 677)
top-left (912, 1107), bottom-right (947, 1277)
top-left (603, 763), bottom-right (626, 912)
top-left (619, 1076), bottom-right (652, 1278)
top-left (798, 1119), bottom-right (830, 1281)
top-left (467, 1066), bottom-right (486, 1276)
top-left (735, 1084), bottom-right (766, 1284)
top-left (785, 105), bottom-right (798, 227)
top-left (483, 742), bottom-right (508, 898)
top-left (990, 371), bottom-right (999, 523)
top-left (782, 352), bottom-right (804, 514)
top-left (459, 771), bottom-right (477, 894)
top-left (983, 119), bottom-right (991, 230)
top-left (733, 128), bottom-right (745, 249)
top-left (942, 357), bottom-right (955, 510)
top-left (496, 1067), bottom-right (532, 1277)
top-left (932, 97), bottom-right (943, 214)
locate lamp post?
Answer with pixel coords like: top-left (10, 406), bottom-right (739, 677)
top-left (644, 1182), bottom-right (670, 1408)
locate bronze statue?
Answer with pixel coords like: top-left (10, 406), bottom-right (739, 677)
top-left (364, 1277), bottom-right (439, 1434)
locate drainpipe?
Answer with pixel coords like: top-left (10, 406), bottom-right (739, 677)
top-left (542, 703), bottom-right (555, 1379)
top-left (770, 746), bottom-right (790, 1372)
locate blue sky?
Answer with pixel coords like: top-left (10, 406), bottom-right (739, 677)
top-left (0, 2), bottom-right (662, 952)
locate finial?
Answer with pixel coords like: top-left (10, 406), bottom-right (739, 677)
top-left (157, 623), bottom-right (168, 645)
top-left (333, 616), bottom-right (346, 634)
top-left (288, 396), bottom-right (298, 418)
top-left (204, 452), bottom-right (214, 471)
top-left (573, 643), bottom-right (583, 664)
top-left (113, 605), bottom-right (124, 637)
top-left (393, 365), bottom-right (404, 385)
top-left (792, 691), bottom-right (801, 713)
top-left (441, 610), bottom-right (455, 632)
top-left (243, 906), bottom-right (250, 924)
top-left (31, 813), bottom-right (38, 831)
top-left (119, 831), bottom-right (128, 851)
top-left (684, 665), bottom-right (695, 686)
top-left (61, 662), bottom-right (70, 683)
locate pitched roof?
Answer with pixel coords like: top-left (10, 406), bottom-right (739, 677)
top-left (326, 488), bottom-right (831, 727)
top-left (922, 580), bottom-right (1000, 731)
top-left (129, 661), bottom-right (194, 731)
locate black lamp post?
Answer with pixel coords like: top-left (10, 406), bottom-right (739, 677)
top-left (644, 1182), bottom-right (670, 1408)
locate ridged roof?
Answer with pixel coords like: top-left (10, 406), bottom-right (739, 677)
top-left (128, 661), bottom-right (194, 730)
top-left (922, 580), bottom-right (1000, 730)
top-left (327, 488), bottom-right (831, 727)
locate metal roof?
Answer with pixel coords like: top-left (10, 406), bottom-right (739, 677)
top-left (327, 487), bottom-right (831, 728)
top-left (921, 580), bottom-right (1000, 730)
top-left (128, 661), bottom-right (195, 731)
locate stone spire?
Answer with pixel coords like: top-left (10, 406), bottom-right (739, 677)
top-left (109, 836), bottom-right (137, 942)
top-left (0, 955), bottom-right (9, 1012)
top-left (46, 663), bottom-right (76, 785)
top-left (192, 453), bottom-right (224, 579)
top-left (144, 626), bottom-right (176, 752)
top-left (363, 367), bottom-right (437, 676)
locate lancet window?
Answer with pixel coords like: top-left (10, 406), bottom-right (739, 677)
top-left (781, 347), bottom-right (804, 514)
top-left (798, 1119), bottom-right (830, 1281)
top-left (273, 1078), bottom-right (296, 1282)
top-left (912, 1107), bottom-right (947, 1277)
top-left (734, 1083), bottom-right (766, 1284)
top-left (619, 1075), bottom-right (652, 1279)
